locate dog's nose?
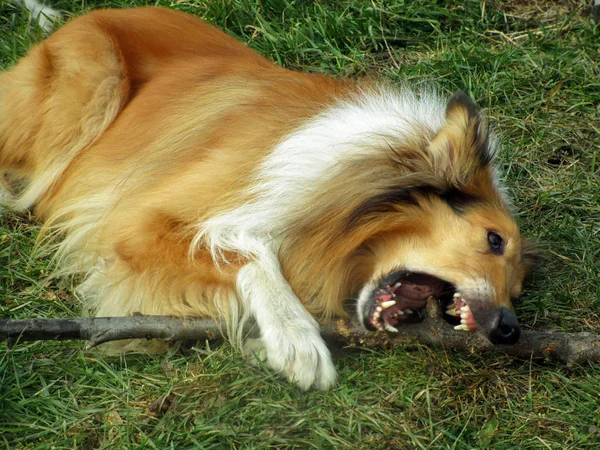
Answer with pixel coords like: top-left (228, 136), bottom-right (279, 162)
top-left (489, 308), bottom-right (521, 345)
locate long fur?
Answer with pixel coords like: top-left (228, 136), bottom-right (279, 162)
top-left (0, 7), bottom-right (534, 390)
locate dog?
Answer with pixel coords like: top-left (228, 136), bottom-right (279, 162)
top-left (0, 7), bottom-right (537, 390)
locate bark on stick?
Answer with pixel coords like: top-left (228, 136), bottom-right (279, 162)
top-left (1, 301), bottom-right (599, 365)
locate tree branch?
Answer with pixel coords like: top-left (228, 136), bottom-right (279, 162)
top-left (2, 300), bottom-right (599, 365)
top-left (0, 315), bottom-right (222, 349)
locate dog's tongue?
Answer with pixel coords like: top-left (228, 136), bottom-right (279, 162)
top-left (370, 272), bottom-right (448, 330)
top-left (392, 273), bottom-right (446, 309)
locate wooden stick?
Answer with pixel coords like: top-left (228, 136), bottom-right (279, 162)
top-left (2, 300), bottom-right (599, 365)
top-left (0, 315), bottom-right (223, 349)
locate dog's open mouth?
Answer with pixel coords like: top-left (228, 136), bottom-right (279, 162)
top-left (365, 271), bottom-right (477, 333)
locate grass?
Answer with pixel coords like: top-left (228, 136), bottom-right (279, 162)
top-left (1, 0), bottom-right (599, 448)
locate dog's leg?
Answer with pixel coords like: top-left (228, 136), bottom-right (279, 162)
top-left (237, 252), bottom-right (337, 390)
top-left (0, 20), bottom-right (128, 211)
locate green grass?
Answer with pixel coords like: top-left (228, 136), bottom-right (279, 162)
top-left (1, 0), bottom-right (599, 448)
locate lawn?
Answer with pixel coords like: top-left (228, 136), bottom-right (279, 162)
top-left (1, 0), bottom-right (599, 448)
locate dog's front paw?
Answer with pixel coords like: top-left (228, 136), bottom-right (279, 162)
top-left (244, 327), bottom-right (337, 390)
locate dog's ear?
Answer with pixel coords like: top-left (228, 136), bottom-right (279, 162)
top-left (428, 91), bottom-right (493, 186)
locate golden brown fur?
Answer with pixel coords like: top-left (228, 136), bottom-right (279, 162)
top-left (1, 7), bottom-right (351, 314)
top-left (0, 7), bottom-right (534, 389)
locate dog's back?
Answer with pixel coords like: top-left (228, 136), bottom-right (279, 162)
top-left (0, 7), bottom-right (277, 308)
top-left (1, 7), bottom-right (270, 207)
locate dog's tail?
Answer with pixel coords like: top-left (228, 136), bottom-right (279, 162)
top-left (0, 18), bottom-right (129, 211)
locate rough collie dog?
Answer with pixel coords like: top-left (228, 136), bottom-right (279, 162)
top-left (0, 7), bottom-right (536, 390)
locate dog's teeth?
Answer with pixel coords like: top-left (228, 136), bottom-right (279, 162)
top-left (460, 312), bottom-right (469, 320)
top-left (461, 304), bottom-right (471, 312)
top-left (380, 300), bottom-right (396, 309)
top-left (394, 282), bottom-right (402, 288)
top-left (405, 309), bottom-right (413, 314)
top-left (453, 292), bottom-right (461, 298)
top-left (454, 324), bottom-right (470, 331)
top-left (397, 310), bottom-right (404, 315)
top-left (385, 324), bottom-right (399, 333)
top-left (376, 306), bottom-right (383, 312)
top-left (445, 299), bottom-right (457, 316)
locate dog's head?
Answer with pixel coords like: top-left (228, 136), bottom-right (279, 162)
top-left (351, 92), bottom-right (538, 344)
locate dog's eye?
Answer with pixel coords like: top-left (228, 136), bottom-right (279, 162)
top-left (487, 231), bottom-right (504, 255)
